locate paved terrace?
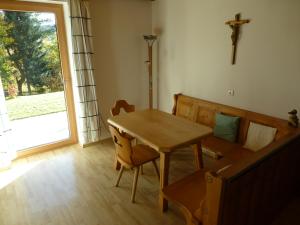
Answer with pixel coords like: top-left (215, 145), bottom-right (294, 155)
top-left (9, 111), bottom-right (69, 151)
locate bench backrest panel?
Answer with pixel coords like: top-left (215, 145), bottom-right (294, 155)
top-left (218, 135), bottom-right (300, 225)
top-left (172, 94), bottom-right (300, 225)
top-left (173, 94), bottom-right (293, 144)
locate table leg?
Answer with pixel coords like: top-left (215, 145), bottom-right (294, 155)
top-left (159, 152), bottom-right (170, 212)
top-left (193, 142), bottom-right (203, 169)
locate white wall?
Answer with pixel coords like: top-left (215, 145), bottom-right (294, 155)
top-left (152, 0), bottom-right (300, 119)
top-left (90, 0), bottom-right (152, 138)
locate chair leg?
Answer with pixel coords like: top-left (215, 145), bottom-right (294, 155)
top-left (115, 158), bottom-right (121, 170)
top-left (131, 166), bottom-right (140, 203)
top-left (115, 165), bottom-right (124, 187)
top-left (152, 160), bottom-right (160, 180)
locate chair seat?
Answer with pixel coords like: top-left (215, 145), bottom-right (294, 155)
top-left (131, 144), bottom-right (160, 166)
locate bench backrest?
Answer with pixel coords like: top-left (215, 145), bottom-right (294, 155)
top-left (211, 132), bottom-right (300, 225)
top-left (172, 94), bottom-right (293, 144)
top-left (172, 94), bottom-right (300, 225)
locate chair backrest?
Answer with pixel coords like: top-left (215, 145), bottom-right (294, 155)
top-left (108, 125), bottom-right (133, 165)
top-left (110, 100), bottom-right (135, 116)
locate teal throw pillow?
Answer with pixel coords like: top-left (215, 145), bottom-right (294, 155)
top-left (213, 113), bottom-right (240, 142)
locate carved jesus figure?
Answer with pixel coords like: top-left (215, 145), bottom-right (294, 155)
top-left (230, 24), bottom-right (238, 46)
top-left (225, 13), bottom-right (250, 64)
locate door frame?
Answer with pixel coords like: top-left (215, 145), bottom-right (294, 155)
top-left (0, 0), bottom-right (78, 158)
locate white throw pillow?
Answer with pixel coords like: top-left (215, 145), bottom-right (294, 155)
top-left (243, 122), bottom-right (277, 152)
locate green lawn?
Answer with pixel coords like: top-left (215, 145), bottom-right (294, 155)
top-left (6, 91), bottom-right (66, 120)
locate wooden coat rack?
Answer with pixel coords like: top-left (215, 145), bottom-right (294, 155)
top-left (143, 35), bottom-right (157, 109)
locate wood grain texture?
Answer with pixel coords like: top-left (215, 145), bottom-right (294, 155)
top-left (0, 139), bottom-right (299, 225)
top-left (172, 93), bottom-right (294, 145)
top-left (110, 100), bottom-right (135, 116)
top-left (0, 140), bottom-right (202, 225)
top-left (218, 131), bottom-right (300, 225)
top-left (161, 131), bottom-right (300, 225)
top-left (159, 152), bottom-right (170, 212)
top-left (202, 172), bottom-right (223, 225)
top-left (192, 142), bottom-right (204, 169)
top-left (110, 99), bottom-right (135, 170)
top-left (162, 170), bottom-right (207, 225)
top-left (108, 125), bottom-right (160, 202)
top-left (108, 109), bottom-right (212, 152)
top-left (168, 93), bottom-right (300, 225)
top-left (108, 109), bottom-right (212, 211)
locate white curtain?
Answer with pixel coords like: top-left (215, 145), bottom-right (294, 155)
top-left (68, 0), bottom-right (101, 145)
top-left (0, 78), bottom-right (14, 169)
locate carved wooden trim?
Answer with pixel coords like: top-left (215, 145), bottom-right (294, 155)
top-left (110, 100), bottom-right (135, 116)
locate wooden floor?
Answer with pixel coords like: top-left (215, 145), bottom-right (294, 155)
top-left (0, 139), bottom-right (197, 225)
top-left (0, 139), bottom-right (298, 225)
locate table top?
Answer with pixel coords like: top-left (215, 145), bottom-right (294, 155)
top-left (107, 109), bottom-right (212, 152)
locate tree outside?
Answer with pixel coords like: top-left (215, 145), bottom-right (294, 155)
top-left (0, 10), bottom-right (66, 121)
top-left (0, 10), bottom-right (63, 97)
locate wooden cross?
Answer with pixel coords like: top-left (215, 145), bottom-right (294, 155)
top-left (225, 13), bottom-right (250, 64)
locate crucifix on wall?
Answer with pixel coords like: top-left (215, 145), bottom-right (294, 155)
top-left (225, 13), bottom-right (250, 64)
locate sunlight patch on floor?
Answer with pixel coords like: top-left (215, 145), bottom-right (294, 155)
top-left (0, 160), bottom-right (42, 190)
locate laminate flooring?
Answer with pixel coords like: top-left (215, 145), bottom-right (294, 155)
top-left (0, 140), bottom-right (196, 225)
top-left (0, 139), bottom-right (298, 225)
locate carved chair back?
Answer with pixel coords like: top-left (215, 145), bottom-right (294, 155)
top-left (110, 100), bottom-right (135, 116)
top-left (108, 125), bottom-right (133, 166)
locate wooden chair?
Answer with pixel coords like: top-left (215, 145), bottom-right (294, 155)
top-left (110, 99), bottom-right (135, 116)
top-left (110, 100), bottom-right (136, 170)
top-left (109, 125), bottom-right (160, 203)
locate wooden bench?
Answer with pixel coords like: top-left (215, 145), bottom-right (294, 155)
top-left (172, 94), bottom-right (294, 159)
top-left (162, 94), bottom-right (300, 225)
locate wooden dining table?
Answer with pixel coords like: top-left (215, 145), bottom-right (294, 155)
top-left (107, 109), bottom-right (212, 211)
